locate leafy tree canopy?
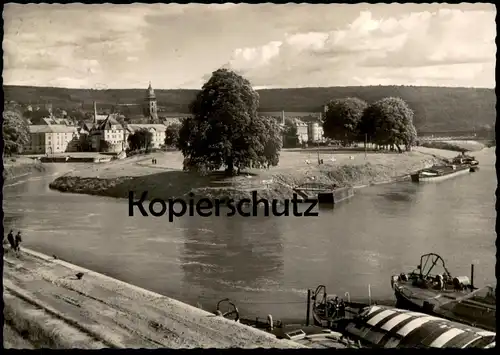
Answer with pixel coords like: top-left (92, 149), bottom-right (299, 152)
top-left (254, 116), bottom-right (282, 168)
top-left (2, 109), bottom-right (30, 156)
top-left (283, 120), bottom-right (300, 148)
top-left (362, 97), bottom-right (418, 152)
top-left (179, 68), bottom-right (280, 175)
top-left (165, 123), bottom-right (181, 148)
top-left (127, 128), bottom-right (153, 152)
top-left (323, 97), bottom-right (368, 143)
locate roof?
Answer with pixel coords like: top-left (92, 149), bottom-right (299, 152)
top-left (96, 116), bottom-right (124, 131)
top-left (162, 117), bottom-right (183, 126)
top-left (127, 124), bottom-right (167, 133)
top-left (95, 114), bottom-right (108, 121)
top-left (346, 305), bottom-right (496, 349)
top-left (29, 124), bottom-right (77, 134)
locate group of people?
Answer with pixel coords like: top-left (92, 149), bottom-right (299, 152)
top-left (5, 230), bottom-right (22, 254)
top-left (151, 158), bottom-right (158, 165)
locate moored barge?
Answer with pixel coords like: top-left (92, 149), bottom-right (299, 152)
top-left (410, 165), bottom-right (476, 183)
top-left (391, 253), bottom-right (496, 331)
top-left (214, 291), bottom-right (495, 349)
top-left (411, 153), bottom-right (479, 183)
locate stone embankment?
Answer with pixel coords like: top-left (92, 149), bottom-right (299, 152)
top-left (3, 247), bottom-right (304, 349)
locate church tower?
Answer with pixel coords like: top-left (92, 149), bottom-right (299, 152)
top-left (144, 81), bottom-right (158, 122)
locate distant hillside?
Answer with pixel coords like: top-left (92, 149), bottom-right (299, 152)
top-left (3, 85), bottom-right (495, 133)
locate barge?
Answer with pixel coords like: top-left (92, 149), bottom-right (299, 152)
top-left (411, 154), bottom-right (479, 183)
top-left (293, 183), bottom-right (354, 206)
top-left (215, 289), bottom-right (496, 349)
top-left (391, 253), bottom-right (496, 331)
top-left (309, 285), bottom-right (495, 348)
top-left (410, 165), bottom-right (477, 183)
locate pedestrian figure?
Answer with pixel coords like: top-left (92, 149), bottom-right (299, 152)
top-left (7, 230), bottom-right (15, 252)
top-left (14, 231), bottom-right (22, 254)
top-left (152, 158), bottom-right (155, 164)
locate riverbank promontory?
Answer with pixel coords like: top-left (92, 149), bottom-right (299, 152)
top-left (49, 148), bottom-right (447, 202)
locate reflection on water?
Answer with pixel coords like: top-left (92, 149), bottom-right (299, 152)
top-left (3, 150), bottom-right (496, 321)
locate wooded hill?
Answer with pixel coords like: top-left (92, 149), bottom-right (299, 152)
top-left (3, 85), bottom-right (495, 133)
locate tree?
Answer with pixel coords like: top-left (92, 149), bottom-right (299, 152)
top-left (127, 129), bottom-right (153, 152)
top-left (165, 123), bottom-right (181, 148)
top-left (2, 109), bottom-right (30, 156)
top-left (79, 133), bottom-right (92, 152)
top-left (322, 97), bottom-right (368, 145)
top-left (254, 116), bottom-right (282, 169)
top-left (99, 139), bottom-right (112, 152)
top-left (179, 68), bottom-right (270, 176)
top-left (283, 120), bottom-right (300, 148)
top-left (361, 97), bottom-right (417, 152)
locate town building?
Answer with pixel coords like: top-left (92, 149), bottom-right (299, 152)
top-left (296, 121), bottom-right (309, 143)
top-left (90, 113), bottom-right (126, 152)
top-left (24, 124), bottom-right (79, 154)
top-left (307, 122), bottom-right (325, 142)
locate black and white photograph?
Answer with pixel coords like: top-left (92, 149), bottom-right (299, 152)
top-left (2, 2), bottom-right (496, 349)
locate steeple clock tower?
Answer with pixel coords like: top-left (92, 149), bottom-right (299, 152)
top-left (144, 81), bottom-right (158, 122)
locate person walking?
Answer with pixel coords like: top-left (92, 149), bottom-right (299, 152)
top-left (7, 230), bottom-right (15, 252)
top-left (14, 231), bottom-right (22, 254)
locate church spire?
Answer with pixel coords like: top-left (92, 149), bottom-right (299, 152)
top-left (147, 81), bottom-right (155, 99)
top-left (144, 81), bottom-right (158, 122)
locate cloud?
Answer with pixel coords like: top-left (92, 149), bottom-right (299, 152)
top-left (3, 3), bottom-right (495, 89)
top-left (226, 8), bottom-right (496, 88)
top-left (3, 3), bottom-right (155, 87)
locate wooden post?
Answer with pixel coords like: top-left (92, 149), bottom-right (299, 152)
top-left (364, 134), bottom-right (367, 159)
top-left (470, 264), bottom-right (475, 289)
top-left (306, 289), bottom-right (311, 326)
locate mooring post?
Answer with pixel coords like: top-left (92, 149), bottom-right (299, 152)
top-left (306, 289), bottom-right (311, 326)
top-left (470, 264), bottom-right (475, 289)
top-left (368, 284), bottom-right (372, 306)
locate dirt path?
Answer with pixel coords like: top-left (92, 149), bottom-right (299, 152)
top-left (3, 248), bottom-right (304, 349)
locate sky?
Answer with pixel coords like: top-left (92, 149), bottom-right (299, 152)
top-left (3, 3), bottom-right (496, 90)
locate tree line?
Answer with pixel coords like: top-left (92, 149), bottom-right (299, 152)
top-left (3, 69), bottom-right (494, 173)
top-left (5, 84), bottom-right (495, 133)
top-left (322, 97), bottom-right (417, 153)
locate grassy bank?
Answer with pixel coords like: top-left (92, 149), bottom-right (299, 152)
top-left (49, 149), bottom-right (442, 202)
top-left (3, 156), bottom-right (46, 180)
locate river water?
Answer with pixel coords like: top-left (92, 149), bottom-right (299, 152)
top-left (3, 149), bottom-right (496, 322)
